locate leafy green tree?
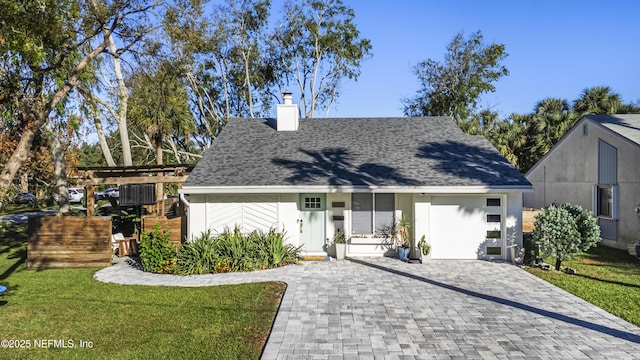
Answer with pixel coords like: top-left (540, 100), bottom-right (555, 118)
top-left (128, 61), bottom-right (195, 166)
top-left (269, 0), bottom-right (372, 117)
top-left (458, 109), bottom-right (499, 135)
top-left (0, 0), bottom-right (160, 208)
top-left (404, 30), bottom-right (508, 129)
top-left (127, 60), bottom-right (195, 202)
top-left (530, 98), bottom-right (578, 158)
top-left (486, 113), bottom-right (529, 169)
top-left (533, 203), bottom-right (600, 271)
top-left (164, 0), bottom-right (274, 148)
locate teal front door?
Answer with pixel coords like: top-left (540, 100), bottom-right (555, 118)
top-left (300, 194), bottom-right (326, 252)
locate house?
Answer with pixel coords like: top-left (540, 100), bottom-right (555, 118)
top-left (524, 114), bottom-right (640, 250)
top-left (180, 95), bottom-right (532, 260)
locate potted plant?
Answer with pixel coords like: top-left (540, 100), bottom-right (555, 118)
top-left (417, 235), bottom-right (431, 264)
top-left (332, 229), bottom-right (347, 260)
top-left (396, 214), bottom-right (411, 261)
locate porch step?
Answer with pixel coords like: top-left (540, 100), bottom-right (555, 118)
top-left (302, 256), bottom-right (329, 261)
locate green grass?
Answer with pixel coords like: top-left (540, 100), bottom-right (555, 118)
top-left (0, 223), bottom-right (285, 359)
top-left (0, 204), bottom-right (48, 216)
top-left (526, 246), bottom-right (640, 327)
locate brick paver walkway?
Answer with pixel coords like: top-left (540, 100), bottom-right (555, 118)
top-left (94, 257), bottom-right (640, 359)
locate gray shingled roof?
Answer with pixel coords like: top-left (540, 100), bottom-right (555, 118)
top-left (183, 117), bottom-right (531, 189)
top-left (586, 114), bottom-right (640, 146)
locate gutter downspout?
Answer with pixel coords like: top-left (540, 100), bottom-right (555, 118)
top-left (180, 193), bottom-right (190, 241)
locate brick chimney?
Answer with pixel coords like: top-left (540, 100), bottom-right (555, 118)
top-left (276, 92), bottom-right (299, 131)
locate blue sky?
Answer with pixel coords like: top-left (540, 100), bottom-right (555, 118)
top-left (321, 0), bottom-right (640, 119)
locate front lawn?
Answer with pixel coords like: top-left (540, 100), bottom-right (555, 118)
top-left (0, 223), bottom-right (285, 359)
top-left (526, 245), bottom-right (640, 327)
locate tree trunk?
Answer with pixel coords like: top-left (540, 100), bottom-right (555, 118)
top-left (90, 104), bottom-right (116, 167)
top-left (44, 120), bottom-right (69, 213)
top-left (0, 31), bottom-right (111, 190)
top-left (0, 121), bottom-right (42, 188)
top-left (20, 173), bottom-right (29, 192)
top-left (108, 33), bottom-right (133, 166)
top-left (555, 258), bottom-right (562, 271)
top-left (155, 142), bottom-right (164, 215)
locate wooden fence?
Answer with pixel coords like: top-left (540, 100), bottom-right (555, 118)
top-left (28, 216), bottom-right (112, 270)
top-left (141, 216), bottom-right (184, 248)
top-left (522, 209), bottom-right (542, 233)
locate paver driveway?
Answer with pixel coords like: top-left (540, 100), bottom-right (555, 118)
top-left (95, 257), bottom-right (640, 359)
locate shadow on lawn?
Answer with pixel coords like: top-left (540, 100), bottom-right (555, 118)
top-left (0, 252), bottom-right (26, 280)
top-left (572, 273), bottom-right (640, 290)
top-left (0, 223), bottom-right (28, 280)
top-left (347, 258), bottom-right (640, 345)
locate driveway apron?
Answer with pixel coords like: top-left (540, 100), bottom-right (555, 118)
top-left (95, 257), bottom-right (640, 359)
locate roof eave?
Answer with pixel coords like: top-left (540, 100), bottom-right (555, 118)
top-left (180, 184), bottom-right (532, 195)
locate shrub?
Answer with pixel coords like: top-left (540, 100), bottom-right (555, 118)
top-left (138, 225), bottom-right (176, 273)
top-left (533, 203), bottom-right (600, 270)
top-left (522, 232), bottom-right (538, 266)
top-left (173, 227), bottom-right (301, 275)
top-left (214, 226), bottom-right (258, 272)
top-left (258, 228), bottom-right (302, 267)
top-left (174, 230), bottom-right (217, 275)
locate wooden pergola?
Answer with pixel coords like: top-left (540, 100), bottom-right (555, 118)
top-left (77, 164), bottom-right (194, 216)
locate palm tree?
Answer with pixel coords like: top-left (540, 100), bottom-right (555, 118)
top-left (487, 113), bottom-right (529, 170)
top-left (531, 98), bottom-right (577, 156)
top-left (128, 61), bottom-right (194, 206)
top-left (572, 86), bottom-right (623, 115)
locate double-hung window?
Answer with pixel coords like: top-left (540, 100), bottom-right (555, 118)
top-left (595, 185), bottom-right (616, 218)
top-left (596, 185), bottom-right (613, 218)
top-left (351, 193), bottom-right (394, 234)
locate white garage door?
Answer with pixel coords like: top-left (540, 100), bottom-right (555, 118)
top-left (429, 195), bottom-right (504, 260)
top-left (206, 194), bottom-right (279, 234)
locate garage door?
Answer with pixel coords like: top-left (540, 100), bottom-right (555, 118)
top-left (429, 195), bottom-right (504, 260)
top-left (206, 194), bottom-right (279, 233)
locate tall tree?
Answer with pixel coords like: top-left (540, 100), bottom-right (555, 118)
top-left (458, 109), bottom-right (499, 135)
top-left (572, 86), bottom-right (640, 115)
top-left (486, 113), bottom-right (529, 169)
top-left (0, 0), bottom-right (160, 208)
top-left (127, 60), bottom-right (195, 202)
top-left (165, 0), bottom-right (273, 147)
top-left (572, 86), bottom-right (623, 115)
top-left (530, 98), bottom-right (577, 159)
top-left (269, 0), bottom-right (372, 117)
top-left (404, 30), bottom-right (508, 130)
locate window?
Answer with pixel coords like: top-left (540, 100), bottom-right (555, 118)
top-left (583, 124), bottom-right (588, 136)
top-left (486, 230), bottom-right (501, 239)
top-left (352, 193), bottom-right (394, 234)
top-left (486, 198), bottom-right (501, 207)
top-left (486, 247), bottom-right (502, 255)
top-left (596, 186), bottom-right (613, 217)
top-left (486, 214), bottom-right (501, 223)
top-left (304, 197), bottom-right (321, 209)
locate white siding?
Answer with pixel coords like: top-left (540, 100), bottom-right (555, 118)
top-left (187, 194), bottom-right (207, 241)
top-left (206, 195), bottom-right (243, 233)
top-left (243, 196), bottom-right (279, 232)
top-left (204, 194), bottom-right (279, 234)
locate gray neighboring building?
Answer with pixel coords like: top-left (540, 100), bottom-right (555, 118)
top-left (524, 114), bottom-right (640, 250)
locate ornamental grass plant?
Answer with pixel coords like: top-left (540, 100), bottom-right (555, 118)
top-left (168, 226), bottom-right (301, 275)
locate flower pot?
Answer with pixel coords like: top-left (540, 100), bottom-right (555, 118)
top-left (420, 250), bottom-right (431, 264)
top-left (335, 243), bottom-right (346, 260)
top-left (397, 246), bottom-right (410, 261)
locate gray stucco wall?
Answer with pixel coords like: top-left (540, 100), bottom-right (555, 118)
top-left (524, 118), bottom-right (640, 249)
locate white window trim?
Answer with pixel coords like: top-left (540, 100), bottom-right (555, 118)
top-left (350, 193), bottom-right (395, 235)
top-left (593, 184), bottom-right (618, 220)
